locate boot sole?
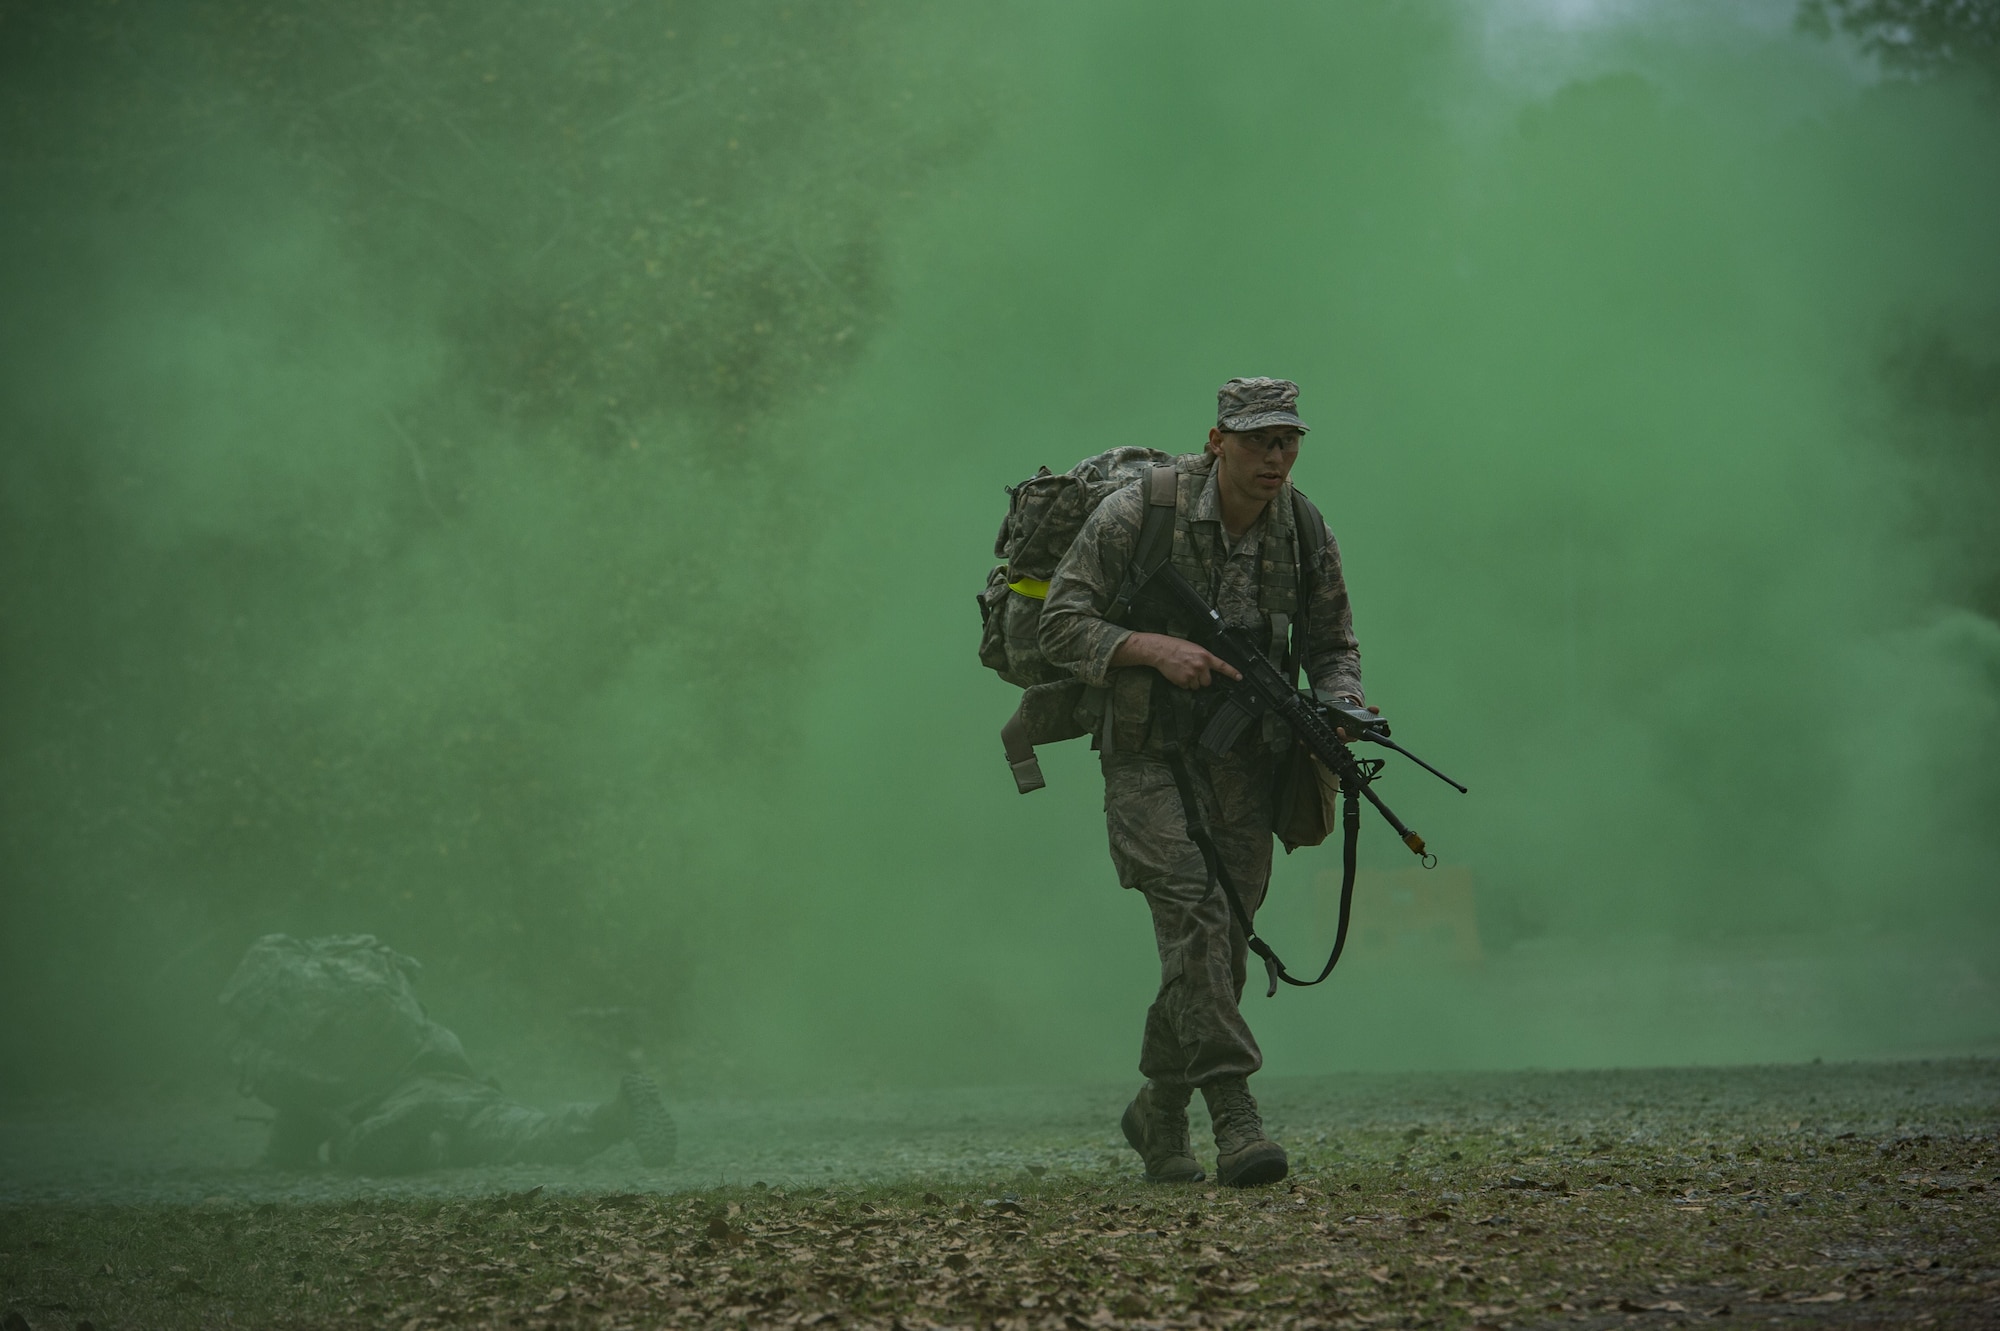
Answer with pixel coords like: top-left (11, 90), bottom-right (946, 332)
top-left (619, 1073), bottom-right (678, 1168)
top-left (1217, 1140), bottom-right (1289, 1188)
top-left (1121, 1096), bottom-right (1204, 1184)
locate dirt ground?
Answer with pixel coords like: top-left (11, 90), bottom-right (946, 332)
top-left (2, 1059), bottom-right (1996, 1329)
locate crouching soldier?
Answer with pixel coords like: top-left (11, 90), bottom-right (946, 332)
top-left (219, 933), bottom-right (676, 1175)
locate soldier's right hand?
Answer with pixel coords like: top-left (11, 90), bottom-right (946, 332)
top-left (1112, 631), bottom-right (1243, 690)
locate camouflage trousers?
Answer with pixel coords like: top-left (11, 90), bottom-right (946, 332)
top-left (1102, 746), bottom-right (1275, 1089)
top-left (330, 1073), bottom-right (615, 1175)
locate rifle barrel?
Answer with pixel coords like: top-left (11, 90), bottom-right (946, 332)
top-left (1358, 733), bottom-right (1468, 794)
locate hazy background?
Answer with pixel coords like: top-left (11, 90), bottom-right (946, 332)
top-left (3, 0), bottom-right (1996, 1100)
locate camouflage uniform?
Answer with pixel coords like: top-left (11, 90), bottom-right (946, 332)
top-left (1039, 385), bottom-right (1361, 1093)
top-left (330, 1073), bottom-right (627, 1174)
top-left (221, 934), bottom-right (670, 1174)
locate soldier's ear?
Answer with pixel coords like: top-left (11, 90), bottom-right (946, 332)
top-left (1205, 427), bottom-right (1225, 456)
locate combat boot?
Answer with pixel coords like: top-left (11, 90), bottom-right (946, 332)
top-left (619, 1073), bottom-right (678, 1167)
top-left (1202, 1076), bottom-right (1288, 1188)
top-left (592, 1073), bottom-right (678, 1167)
top-left (1120, 1081), bottom-right (1205, 1183)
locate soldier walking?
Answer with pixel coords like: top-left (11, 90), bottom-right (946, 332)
top-left (1039, 378), bottom-right (1365, 1187)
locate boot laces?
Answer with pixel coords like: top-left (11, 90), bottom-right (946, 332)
top-left (1208, 1083), bottom-right (1265, 1152)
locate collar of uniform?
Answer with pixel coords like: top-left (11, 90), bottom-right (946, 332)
top-left (1192, 462), bottom-right (1227, 527)
top-left (1192, 461), bottom-right (1275, 542)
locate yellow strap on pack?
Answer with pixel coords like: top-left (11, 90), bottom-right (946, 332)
top-left (1007, 576), bottom-right (1050, 600)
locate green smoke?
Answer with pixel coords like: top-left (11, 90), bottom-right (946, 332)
top-left (2, 0), bottom-right (1995, 1097)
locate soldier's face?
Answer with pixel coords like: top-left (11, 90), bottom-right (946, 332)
top-left (1207, 426), bottom-right (1302, 506)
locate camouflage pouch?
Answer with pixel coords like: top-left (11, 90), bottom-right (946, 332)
top-left (1272, 744), bottom-right (1341, 852)
top-left (977, 562), bottom-right (1070, 689)
top-left (976, 564), bottom-right (1013, 677)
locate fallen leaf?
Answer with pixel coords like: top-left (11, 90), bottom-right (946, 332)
top-left (1603, 1298), bottom-right (1690, 1315)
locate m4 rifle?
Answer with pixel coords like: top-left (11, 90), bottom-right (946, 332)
top-left (1145, 561), bottom-right (1467, 995)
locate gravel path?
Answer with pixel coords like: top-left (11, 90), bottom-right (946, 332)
top-left (3, 1059), bottom-right (1993, 1205)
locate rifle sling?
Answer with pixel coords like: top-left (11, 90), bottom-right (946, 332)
top-left (1161, 740), bottom-right (1358, 996)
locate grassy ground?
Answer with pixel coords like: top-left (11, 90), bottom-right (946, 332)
top-left (3, 1060), bottom-right (1996, 1329)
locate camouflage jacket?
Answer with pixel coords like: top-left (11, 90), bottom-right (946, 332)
top-left (1039, 453), bottom-right (1363, 755)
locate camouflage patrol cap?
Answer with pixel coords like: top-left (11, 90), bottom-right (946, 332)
top-left (1216, 377), bottom-right (1310, 434)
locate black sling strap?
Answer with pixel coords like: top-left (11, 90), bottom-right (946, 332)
top-left (1162, 736), bottom-right (1360, 998)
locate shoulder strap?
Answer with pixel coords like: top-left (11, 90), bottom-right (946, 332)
top-left (1108, 464), bottom-right (1179, 622)
top-left (1290, 486), bottom-right (1325, 587)
top-left (1285, 487), bottom-right (1327, 682)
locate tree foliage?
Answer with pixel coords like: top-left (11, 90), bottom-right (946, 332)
top-left (1799, 0), bottom-right (2000, 80)
top-left (0, 0), bottom-right (982, 1087)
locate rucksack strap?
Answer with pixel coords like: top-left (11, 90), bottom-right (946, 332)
top-left (1108, 464), bottom-right (1179, 622)
top-left (1285, 487), bottom-right (1327, 683)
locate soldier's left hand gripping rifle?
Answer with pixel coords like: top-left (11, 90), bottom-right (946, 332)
top-left (1146, 561), bottom-right (1468, 998)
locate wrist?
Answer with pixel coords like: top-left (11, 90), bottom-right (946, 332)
top-left (1109, 630), bottom-right (1152, 671)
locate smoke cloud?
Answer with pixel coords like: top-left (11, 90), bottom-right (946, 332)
top-left (2, 0), bottom-right (1995, 1097)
